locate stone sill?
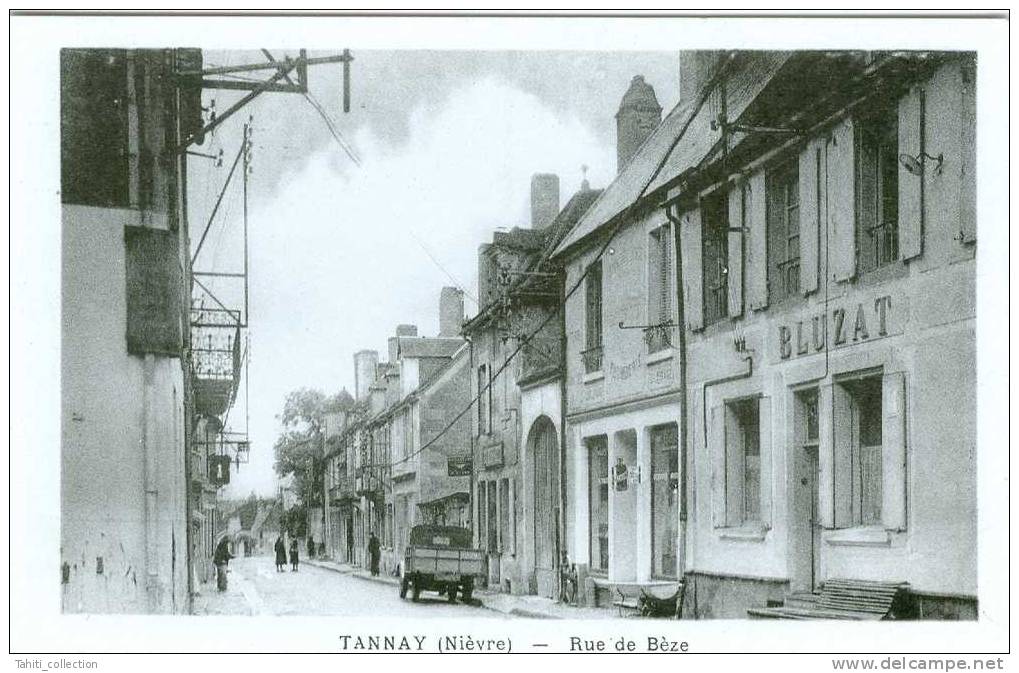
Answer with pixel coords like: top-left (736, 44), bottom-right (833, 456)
top-left (717, 524), bottom-right (770, 541)
top-left (825, 527), bottom-right (891, 547)
top-left (646, 348), bottom-right (675, 365)
top-left (583, 370), bottom-right (605, 384)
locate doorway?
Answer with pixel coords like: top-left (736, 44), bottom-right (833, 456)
top-left (530, 416), bottom-right (560, 598)
top-left (792, 389), bottom-right (822, 592)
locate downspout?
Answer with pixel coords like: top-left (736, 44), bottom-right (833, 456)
top-left (143, 353), bottom-right (160, 612)
top-left (464, 334), bottom-right (476, 548)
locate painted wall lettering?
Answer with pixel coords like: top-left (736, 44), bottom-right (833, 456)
top-left (777, 295), bottom-right (896, 361)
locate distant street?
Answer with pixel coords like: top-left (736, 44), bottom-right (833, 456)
top-left (194, 555), bottom-right (506, 618)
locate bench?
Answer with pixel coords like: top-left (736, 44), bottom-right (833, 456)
top-left (748, 579), bottom-right (909, 620)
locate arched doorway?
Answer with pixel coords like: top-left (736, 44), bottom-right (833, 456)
top-left (529, 416), bottom-right (559, 598)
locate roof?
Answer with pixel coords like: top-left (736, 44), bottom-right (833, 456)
top-left (396, 336), bottom-right (465, 359)
top-left (552, 51), bottom-right (792, 259)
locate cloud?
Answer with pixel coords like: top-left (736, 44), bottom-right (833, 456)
top-left (225, 76), bottom-right (614, 496)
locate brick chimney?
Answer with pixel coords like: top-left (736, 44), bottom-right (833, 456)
top-left (616, 75), bottom-right (662, 174)
top-left (438, 286), bottom-right (464, 337)
top-left (530, 173), bottom-right (560, 229)
top-left (353, 350), bottom-right (378, 401)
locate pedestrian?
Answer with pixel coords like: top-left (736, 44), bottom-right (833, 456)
top-left (307, 535), bottom-right (315, 560)
top-left (368, 531), bottom-right (381, 577)
top-left (289, 537), bottom-right (300, 572)
top-left (213, 537), bottom-right (233, 592)
top-left (274, 535), bottom-right (287, 572)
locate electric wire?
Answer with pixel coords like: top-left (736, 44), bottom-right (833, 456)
top-left (302, 90), bottom-right (362, 167)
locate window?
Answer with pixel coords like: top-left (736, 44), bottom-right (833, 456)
top-left (725, 398), bottom-right (761, 525)
top-left (587, 437), bottom-right (609, 572)
top-left (477, 364), bottom-right (491, 435)
top-left (840, 376), bottom-right (883, 527)
top-left (857, 110), bottom-right (899, 272)
top-left (767, 162), bottom-right (801, 300)
top-left (582, 260), bottom-right (604, 373)
top-left (650, 425), bottom-right (679, 578)
top-left (647, 225), bottom-right (674, 352)
top-left (702, 192), bottom-right (729, 326)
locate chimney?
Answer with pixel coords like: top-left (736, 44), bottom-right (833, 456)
top-left (396, 324), bottom-right (418, 337)
top-left (530, 173), bottom-right (560, 229)
top-left (438, 286), bottom-right (464, 337)
top-left (616, 75), bottom-right (662, 174)
top-left (353, 350), bottom-right (379, 401)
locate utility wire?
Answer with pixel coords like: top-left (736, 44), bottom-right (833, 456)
top-left (383, 53), bottom-right (736, 470)
top-left (408, 230), bottom-right (479, 306)
top-left (302, 90), bottom-right (362, 167)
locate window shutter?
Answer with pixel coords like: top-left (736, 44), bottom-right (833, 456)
top-left (710, 404), bottom-right (726, 528)
top-left (648, 233), bottom-right (662, 324)
top-left (727, 185), bottom-right (744, 317)
top-left (827, 118), bottom-right (857, 282)
top-left (682, 209), bottom-right (704, 331)
top-left (959, 61), bottom-right (976, 244)
top-left (831, 383), bottom-right (853, 528)
top-left (746, 171), bottom-right (769, 310)
top-left (817, 384), bottom-right (835, 528)
top-left (662, 228), bottom-right (673, 322)
top-left (758, 397), bottom-right (772, 528)
top-left (882, 371), bottom-right (907, 531)
top-left (799, 141), bottom-right (821, 294)
top-left (898, 86), bottom-right (924, 261)
top-left (724, 408), bottom-right (743, 527)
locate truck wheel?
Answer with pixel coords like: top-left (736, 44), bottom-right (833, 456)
top-left (399, 577), bottom-right (409, 599)
top-left (447, 584), bottom-right (457, 603)
top-left (411, 581), bottom-right (421, 602)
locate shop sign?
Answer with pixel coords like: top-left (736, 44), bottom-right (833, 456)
top-left (482, 442), bottom-right (504, 469)
top-left (209, 455), bottom-right (231, 485)
top-left (448, 457), bottom-right (472, 477)
top-left (613, 459), bottom-right (629, 492)
top-left (777, 295), bottom-right (898, 362)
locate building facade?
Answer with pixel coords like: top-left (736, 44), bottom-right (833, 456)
top-left (554, 50), bottom-right (977, 618)
top-left (60, 48), bottom-right (205, 613)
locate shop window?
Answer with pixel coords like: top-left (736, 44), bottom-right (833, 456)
top-left (702, 191), bottom-right (729, 326)
top-left (587, 436), bottom-right (609, 572)
top-left (725, 398), bottom-right (761, 526)
top-left (582, 260), bottom-right (604, 373)
top-left (836, 376), bottom-right (883, 527)
top-left (647, 224), bottom-right (674, 352)
top-left (650, 424), bottom-right (679, 578)
top-left (857, 109), bottom-right (900, 273)
top-left (767, 161), bottom-right (801, 301)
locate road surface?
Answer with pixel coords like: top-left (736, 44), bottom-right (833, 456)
top-left (194, 554), bottom-right (506, 618)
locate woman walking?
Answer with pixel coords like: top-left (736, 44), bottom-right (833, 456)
top-left (289, 537), bottom-right (300, 572)
top-left (274, 535), bottom-right (287, 572)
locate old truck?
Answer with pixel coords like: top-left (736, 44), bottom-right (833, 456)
top-left (399, 525), bottom-right (484, 603)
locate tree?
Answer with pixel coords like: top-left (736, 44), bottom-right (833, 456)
top-left (273, 387), bottom-right (354, 510)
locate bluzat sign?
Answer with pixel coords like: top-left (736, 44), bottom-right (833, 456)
top-left (777, 295), bottom-right (896, 361)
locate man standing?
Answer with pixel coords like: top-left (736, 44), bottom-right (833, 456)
top-left (307, 535), bottom-right (315, 560)
top-left (213, 537), bottom-right (233, 592)
top-left (368, 531), bottom-right (381, 577)
top-left (274, 535), bottom-right (287, 572)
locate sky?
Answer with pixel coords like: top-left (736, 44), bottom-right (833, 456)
top-left (189, 50), bottom-right (681, 497)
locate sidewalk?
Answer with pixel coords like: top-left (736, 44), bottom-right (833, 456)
top-left (304, 557), bottom-right (614, 619)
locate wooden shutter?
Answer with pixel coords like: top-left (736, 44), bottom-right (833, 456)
top-left (827, 118), bottom-right (857, 282)
top-left (661, 228), bottom-right (673, 322)
top-left (882, 372), bottom-right (907, 531)
top-left (898, 86), bottom-right (924, 261)
top-left (817, 384), bottom-right (835, 528)
top-left (799, 141), bottom-right (821, 294)
top-left (683, 209), bottom-right (704, 332)
top-left (959, 60), bottom-right (976, 244)
top-left (710, 404), bottom-right (726, 527)
top-left (125, 226), bottom-right (182, 356)
top-left (831, 383), bottom-right (853, 528)
top-left (725, 408), bottom-right (743, 527)
top-left (727, 184), bottom-right (745, 317)
top-left (746, 171), bottom-right (769, 310)
top-left (758, 397), bottom-right (772, 527)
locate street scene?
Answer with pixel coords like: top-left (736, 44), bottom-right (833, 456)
top-left (58, 44), bottom-right (979, 622)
